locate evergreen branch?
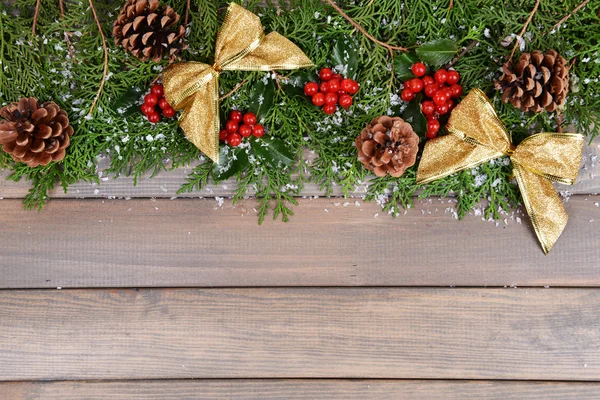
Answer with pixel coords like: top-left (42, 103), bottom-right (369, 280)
top-left (87, 0), bottom-right (109, 117)
top-left (219, 79), bottom-right (248, 101)
top-left (58, 0), bottom-right (75, 61)
top-left (31, 0), bottom-right (41, 37)
top-left (509, 0), bottom-right (540, 60)
top-left (549, 0), bottom-right (591, 33)
top-left (322, 0), bottom-right (408, 52)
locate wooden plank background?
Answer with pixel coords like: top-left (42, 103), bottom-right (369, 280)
top-left (1, 140), bottom-right (599, 396)
top-left (2, 380), bottom-right (600, 400)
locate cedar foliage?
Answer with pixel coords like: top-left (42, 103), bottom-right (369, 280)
top-left (1, 0), bottom-right (599, 221)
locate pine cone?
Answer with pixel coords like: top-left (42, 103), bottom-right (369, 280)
top-left (356, 116), bottom-right (419, 178)
top-left (113, 0), bottom-right (187, 62)
top-left (0, 98), bottom-right (74, 167)
top-left (495, 50), bottom-right (569, 113)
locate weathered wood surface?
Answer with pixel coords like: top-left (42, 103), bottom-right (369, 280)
top-left (1, 139), bottom-right (598, 198)
top-left (1, 288), bottom-right (599, 381)
top-left (1, 197), bottom-right (599, 288)
top-left (2, 379), bottom-right (600, 400)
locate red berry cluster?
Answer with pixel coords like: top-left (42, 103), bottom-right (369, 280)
top-left (219, 111), bottom-right (264, 147)
top-left (401, 62), bottom-right (463, 139)
top-left (141, 84), bottom-right (176, 124)
top-left (303, 68), bottom-right (359, 115)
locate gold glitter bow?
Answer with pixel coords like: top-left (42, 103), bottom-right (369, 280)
top-left (162, 3), bottom-right (313, 163)
top-left (416, 89), bottom-right (584, 254)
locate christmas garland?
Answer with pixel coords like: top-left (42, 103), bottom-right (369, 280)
top-left (1, 0), bottom-right (599, 229)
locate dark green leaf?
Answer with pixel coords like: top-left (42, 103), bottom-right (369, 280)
top-left (393, 52), bottom-right (419, 81)
top-left (251, 136), bottom-right (296, 168)
top-left (416, 39), bottom-right (458, 67)
top-left (113, 86), bottom-right (145, 117)
top-left (403, 96), bottom-right (427, 140)
top-left (248, 77), bottom-right (276, 117)
top-left (212, 146), bottom-right (250, 181)
top-left (281, 70), bottom-right (318, 99)
top-left (331, 35), bottom-right (359, 79)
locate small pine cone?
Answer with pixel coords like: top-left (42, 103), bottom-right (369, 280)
top-left (495, 50), bottom-right (569, 113)
top-left (113, 0), bottom-right (187, 62)
top-left (356, 116), bottom-right (419, 178)
top-left (0, 98), bottom-right (74, 167)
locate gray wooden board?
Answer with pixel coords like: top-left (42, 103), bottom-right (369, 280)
top-left (1, 380), bottom-right (600, 399)
top-left (1, 138), bottom-right (598, 198)
top-left (0, 288), bottom-right (599, 381)
top-left (0, 197), bottom-right (599, 288)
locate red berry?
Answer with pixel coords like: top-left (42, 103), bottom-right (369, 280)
top-left (243, 112), bottom-right (257, 125)
top-left (422, 76), bottom-right (435, 86)
top-left (421, 100), bottom-right (435, 115)
top-left (158, 97), bottom-right (170, 110)
top-left (442, 87), bottom-right (453, 99)
top-left (424, 84), bottom-right (438, 98)
top-left (304, 82), bottom-right (319, 96)
top-left (162, 106), bottom-right (175, 118)
top-left (252, 124), bottom-right (265, 138)
top-left (446, 70), bottom-right (460, 85)
top-left (347, 80), bottom-right (360, 95)
top-left (141, 103), bottom-right (154, 115)
top-left (447, 99), bottom-right (455, 111)
top-left (427, 119), bottom-right (440, 133)
top-left (434, 69), bottom-right (448, 84)
top-left (312, 92), bottom-right (326, 106)
top-left (323, 104), bottom-right (336, 115)
top-left (450, 84), bottom-right (463, 98)
top-left (327, 79), bottom-right (340, 93)
top-left (433, 90), bottom-right (448, 106)
top-left (428, 113), bottom-right (439, 120)
top-left (227, 132), bottom-right (242, 147)
top-left (229, 110), bottom-right (243, 122)
top-left (340, 79), bottom-right (354, 93)
top-left (147, 112), bottom-right (160, 124)
top-left (426, 130), bottom-right (438, 139)
top-left (144, 93), bottom-right (159, 107)
top-left (401, 88), bottom-right (415, 102)
top-left (324, 92), bottom-right (338, 105)
top-left (319, 81), bottom-right (329, 93)
top-left (319, 68), bottom-right (333, 81)
top-left (219, 129), bottom-right (229, 141)
top-left (225, 120), bottom-right (239, 133)
top-left (239, 124), bottom-right (253, 137)
top-left (339, 94), bottom-right (353, 109)
top-left (407, 78), bottom-right (424, 93)
top-left (151, 84), bottom-right (164, 97)
top-left (435, 102), bottom-right (449, 115)
top-left (331, 73), bottom-right (342, 80)
top-left (411, 62), bottom-right (427, 77)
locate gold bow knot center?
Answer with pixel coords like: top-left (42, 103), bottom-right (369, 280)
top-left (211, 62), bottom-right (223, 75)
top-left (505, 144), bottom-right (517, 156)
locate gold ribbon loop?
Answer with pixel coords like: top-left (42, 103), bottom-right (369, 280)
top-left (417, 88), bottom-right (584, 254)
top-left (163, 3), bottom-right (313, 163)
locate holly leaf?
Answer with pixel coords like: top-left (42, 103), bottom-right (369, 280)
top-left (251, 136), bottom-right (295, 168)
top-left (403, 96), bottom-right (427, 140)
top-left (393, 52), bottom-right (420, 81)
top-left (212, 145), bottom-right (250, 181)
top-left (248, 77), bottom-right (276, 118)
top-left (416, 39), bottom-right (458, 67)
top-left (331, 35), bottom-right (359, 79)
top-left (281, 70), bottom-right (318, 99)
top-left (113, 86), bottom-right (145, 117)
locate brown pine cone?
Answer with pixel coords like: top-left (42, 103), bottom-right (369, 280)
top-left (356, 116), bottom-right (419, 178)
top-left (0, 98), bottom-right (74, 167)
top-left (495, 50), bottom-right (569, 113)
top-left (113, 0), bottom-right (187, 62)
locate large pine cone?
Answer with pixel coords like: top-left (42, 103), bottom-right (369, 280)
top-left (495, 50), bottom-right (569, 113)
top-left (356, 116), bottom-right (419, 178)
top-left (0, 98), bottom-right (74, 167)
top-left (113, 0), bottom-right (187, 62)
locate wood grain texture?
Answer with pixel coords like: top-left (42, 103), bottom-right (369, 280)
top-left (2, 380), bottom-right (600, 399)
top-left (1, 139), bottom-right (598, 198)
top-left (0, 197), bottom-right (599, 288)
top-left (1, 288), bottom-right (599, 381)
